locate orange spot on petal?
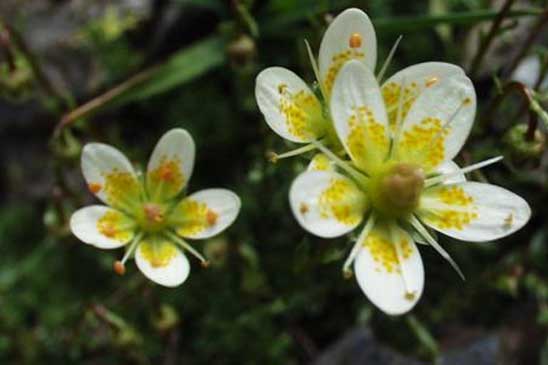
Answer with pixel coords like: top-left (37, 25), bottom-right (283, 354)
top-left (349, 33), bottom-right (362, 48)
top-left (425, 76), bottom-right (438, 88)
top-left (206, 210), bottom-right (218, 226)
top-left (88, 183), bottom-right (102, 194)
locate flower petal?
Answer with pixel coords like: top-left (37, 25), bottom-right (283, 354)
top-left (255, 67), bottom-right (326, 143)
top-left (146, 129), bottom-right (195, 202)
top-left (394, 74), bottom-right (476, 172)
top-left (319, 8), bottom-right (377, 96)
top-left (135, 237), bottom-right (190, 287)
top-left (171, 189), bottom-right (241, 240)
top-left (381, 62), bottom-right (465, 134)
top-left (289, 170), bottom-right (367, 238)
top-left (354, 223), bottom-right (424, 315)
top-left (81, 143), bottom-right (143, 212)
top-left (307, 153), bottom-right (335, 172)
top-left (70, 205), bottom-right (135, 249)
top-left (418, 182), bottom-right (531, 242)
top-left (330, 60), bottom-right (390, 174)
top-left (434, 160), bottom-right (466, 185)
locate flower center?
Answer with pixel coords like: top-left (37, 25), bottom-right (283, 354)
top-left (368, 163), bottom-right (425, 219)
top-left (137, 202), bottom-right (168, 232)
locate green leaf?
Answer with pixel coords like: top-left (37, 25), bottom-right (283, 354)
top-left (114, 36), bottom-right (226, 105)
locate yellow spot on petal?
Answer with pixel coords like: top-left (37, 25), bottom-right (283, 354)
top-left (103, 170), bottom-right (142, 210)
top-left (278, 87), bottom-right (324, 140)
top-left (309, 154), bottom-right (331, 171)
top-left (421, 186), bottom-right (479, 230)
top-left (398, 117), bottom-right (449, 171)
top-left (425, 76), bottom-right (438, 88)
top-left (346, 106), bottom-right (389, 173)
top-left (319, 178), bottom-right (365, 225)
top-left (363, 231), bottom-right (412, 274)
top-left (96, 210), bottom-right (132, 242)
top-left (299, 202), bottom-right (309, 215)
top-left (148, 157), bottom-right (185, 200)
top-left (381, 81), bottom-right (420, 131)
top-left (463, 97), bottom-right (472, 106)
top-left (323, 49), bottom-right (365, 96)
top-left (140, 240), bottom-right (177, 268)
top-left (174, 199), bottom-right (212, 237)
top-left (504, 213), bottom-right (514, 227)
top-left (405, 291), bottom-right (416, 301)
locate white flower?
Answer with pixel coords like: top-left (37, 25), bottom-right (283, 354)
top-left (254, 8), bottom-right (376, 159)
top-left (289, 60), bottom-right (531, 315)
top-left (70, 129), bottom-right (241, 287)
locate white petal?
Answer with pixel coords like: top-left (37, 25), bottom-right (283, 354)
top-left (381, 62), bottom-right (465, 133)
top-left (255, 67), bottom-right (325, 143)
top-left (434, 160), bottom-right (466, 185)
top-left (135, 238), bottom-right (190, 287)
top-left (354, 223), bottom-right (424, 315)
top-left (172, 189), bottom-right (241, 239)
top-left (419, 182), bottom-right (531, 242)
top-left (319, 8), bottom-right (377, 95)
top-left (330, 60), bottom-right (390, 174)
top-left (146, 129), bottom-right (195, 202)
top-left (289, 170), bottom-right (367, 238)
top-left (395, 74), bottom-right (476, 172)
top-left (70, 205), bottom-right (135, 249)
top-left (81, 143), bottom-right (143, 211)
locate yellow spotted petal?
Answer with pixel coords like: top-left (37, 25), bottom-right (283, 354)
top-left (418, 182), bottom-right (531, 242)
top-left (381, 62), bottom-right (464, 135)
top-left (147, 129), bottom-right (195, 202)
top-left (81, 143), bottom-right (143, 212)
top-left (255, 67), bottom-right (326, 143)
top-left (290, 170), bottom-right (367, 238)
top-left (354, 222), bottom-right (424, 315)
top-left (330, 60), bottom-right (390, 174)
top-left (70, 205), bottom-right (135, 249)
top-left (319, 8), bottom-right (377, 96)
top-left (171, 189), bottom-right (241, 240)
top-left (307, 153), bottom-right (335, 172)
top-left (135, 236), bottom-right (190, 287)
top-left (394, 74), bottom-right (476, 172)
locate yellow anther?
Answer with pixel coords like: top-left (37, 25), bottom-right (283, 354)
top-left (88, 182), bottom-right (102, 194)
top-left (266, 151), bottom-right (278, 163)
top-left (504, 213), bottom-right (514, 227)
top-left (463, 97), bottom-right (472, 106)
top-left (349, 33), bottom-right (362, 48)
top-left (159, 164), bottom-right (175, 182)
top-left (425, 76), bottom-right (438, 88)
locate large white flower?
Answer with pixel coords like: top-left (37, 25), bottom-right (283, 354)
top-left (70, 129), bottom-right (241, 287)
top-left (289, 60), bottom-right (531, 315)
top-left (255, 8), bottom-right (376, 158)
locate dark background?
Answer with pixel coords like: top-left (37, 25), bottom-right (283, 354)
top-left (0, 0), bottom-right (547, 364)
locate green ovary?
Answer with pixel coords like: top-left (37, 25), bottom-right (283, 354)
top-left (366, 163), bottom-right (425, 219)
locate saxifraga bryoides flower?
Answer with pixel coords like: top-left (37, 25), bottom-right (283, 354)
top-left (70, 129), bottom-right (241, 287)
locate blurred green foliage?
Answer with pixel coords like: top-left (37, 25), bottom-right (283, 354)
top-left (1, 0), bottom-right (547, 364)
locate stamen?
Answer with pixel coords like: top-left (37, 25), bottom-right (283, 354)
top-left (409, 215), bottom-right (465, 280)
top-left (343, 214), bottom-right (376, 278)
top-left (304, 39), bottom-right (327, 99)
top-left (311, 140), bottom-right (369, 183)
top-left (114, 232), bottom-right (143, 275)
top-left (425, 156), bottom-right (503, 187)
top-left (425, 76), bottom-right (438, 88)
top-left (267, 143), bottom-right (316, 163)
top-left (166, 231), bottom-right (210, 267)
top-left (377, 35), bottom-right (403, 83)
top-left (88, 183), bottom-right (102, 194)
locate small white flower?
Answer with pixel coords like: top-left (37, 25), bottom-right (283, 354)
top-left (289, 60), bottom-right (531, 315)
top-left (70, 129), bottom-right (241, 287)
top-left (255, 8), bottom-right (376, 158)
